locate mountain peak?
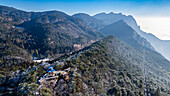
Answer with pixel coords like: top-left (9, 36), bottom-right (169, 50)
top-left (94, 12), bottom-right (123, 16)
top-left (108, 12), bottom-right (114, 14)
top-left (73, 13), bottom-right (104, 29)
top-left (73, 13), bottom-right (91, 16)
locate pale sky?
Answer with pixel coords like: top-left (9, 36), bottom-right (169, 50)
top-left (135, 16), bottom-right (170, 40)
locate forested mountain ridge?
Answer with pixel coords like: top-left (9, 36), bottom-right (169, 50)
top-left (93, 12), bottom-right (170, 61)
top-left (99, 20), bottom-right (154, 51)
top-left (74, 12), bottom-right (170, 61)
top-left (73, 13), bottom-right (154, 51)
top-left (0, 5), bottom-right (104, 67)
top-left (74, 13), bottom-right (170, 72)
top-left (20, 11), bottom-right (104, 55)
top-left (0, 5), bottom-right (170, 96)
top-left (0, 35), bottom-right (169, 95)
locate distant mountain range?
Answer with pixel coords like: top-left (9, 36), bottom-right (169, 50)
top-left (0, 5), bottom-right (169, 95)
top-left (95, 12), bottom-right (170, 61)
top-left (73, 12), bottom-right (170, 60)
top-left (99, 20), bottom-right (154, 50)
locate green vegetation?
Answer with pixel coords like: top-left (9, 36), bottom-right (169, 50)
top-left (0, 5), bottom-right (104, 68)
top-left (0, 5), bottom-right (169, 96)
top-left (0, 35), bottom-right (169, 96)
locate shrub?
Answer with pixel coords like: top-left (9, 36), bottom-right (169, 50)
top-left (119, 71), bottom-right (126, 78)
top-left (40, 88), bottom-right (53, 96)
top-left (127, 73), bottom-right (132, 79)
top-left (107, 85), bottom-right (122, 95)
top-left (121, 88), bottom-right (127, 96)
top-left (94, 74), bottom-right (100, 82)
top-left (118, 79), bottom-right (125, 87)
top-left (112, 80), bottom-right (117, 86)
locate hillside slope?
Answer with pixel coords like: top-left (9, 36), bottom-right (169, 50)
top-left (0, 5), bottom-right (104, 67)
top-left (93, 12), bottom-right (170, 61)
top-left (0, 36), bottom-right (169, 95)
top-left (99, 20), bottom-right (154, 51)
top-left (20, 11), bottom-right (104, 55)
top-left (137, 30), bottom-right (170, 61)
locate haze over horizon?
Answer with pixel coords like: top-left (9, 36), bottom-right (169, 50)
top-left (0, 0), bottom-right (170, 40)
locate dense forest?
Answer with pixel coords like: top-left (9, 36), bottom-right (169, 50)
top-left (0, 36), bottom-right (169, 95)
top-left (0, 5), bottom-right (170, 96)
top-left (0, 5), bottom-right (103, 67)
